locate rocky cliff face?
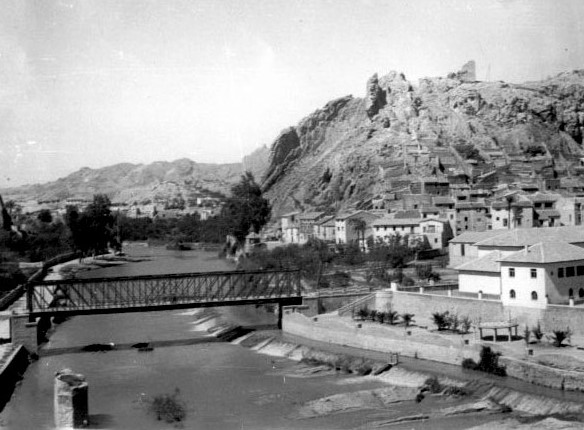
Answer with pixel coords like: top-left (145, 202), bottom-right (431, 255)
top-left (261, 66), bottom-right (584, 216)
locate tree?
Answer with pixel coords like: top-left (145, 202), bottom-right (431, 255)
top-left (221, 172), bottom-right (271, 244)
top-left (350, 218), bottom-right (367, 252)
top-left (66, 195), bottom-right (115, 255)
top-left (37, 209), bottom-right (53, 224)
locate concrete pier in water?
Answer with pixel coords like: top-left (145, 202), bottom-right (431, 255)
top-left (54, 369), bottom-right (89, 428)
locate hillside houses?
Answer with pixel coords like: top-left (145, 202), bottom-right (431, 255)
top-left (278, 179), bottom-right (584, 252)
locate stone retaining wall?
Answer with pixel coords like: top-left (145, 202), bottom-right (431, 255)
top-left (282, 312), bottom-right (479, 366)
top-left (0, 345), bottom-right (29, 410)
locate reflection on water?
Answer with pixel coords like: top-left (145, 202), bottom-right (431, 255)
top-left (1, 247), bottom-right (389, 429)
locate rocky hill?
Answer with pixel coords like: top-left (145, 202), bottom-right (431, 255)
top-left (2, 151), bottom-right (270, 204)
top-left (261, 64), bottom-right (584, 216)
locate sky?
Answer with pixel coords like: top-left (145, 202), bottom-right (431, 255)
top-left (1, 0), bottom-right (584, 187)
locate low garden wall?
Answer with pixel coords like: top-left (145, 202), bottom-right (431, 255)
top-left (282, 311), bottom-right (480, 366)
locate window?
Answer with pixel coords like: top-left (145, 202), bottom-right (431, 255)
top-left (503, 219), bottom-right (508, 227)
top-left (510, 289), bottom-right (516, 299)
top-left (461, 244), bottom-right (465, 256)
top-left (531, 291), bottom-right (538, 301)
top-left (559, 268), bottom-right (564, 278)
top-left (496, 217), bottom-right (500, 221)
top-left (509, 268), bottom-right (515, 277)
top-left (569, 288), bottom-right (574, 298)
top-left (464, 217), bottom-right (468, 222)
top-left (530, 269), bottom-right (537, 279)
top-left (578, 266), bottom-right (584, 276)
top-left (434, 238), bottom-right (438, 243)
top-left (580, 288), bottom-right (584, 298)
top-left (567, 266), bottom-right (575, 277)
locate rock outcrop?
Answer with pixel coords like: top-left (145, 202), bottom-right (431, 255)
top-left (261, 68), bottom-right (584, 217)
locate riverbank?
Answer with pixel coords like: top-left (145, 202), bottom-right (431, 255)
top-left (192, 306), bottom-right (584, 429)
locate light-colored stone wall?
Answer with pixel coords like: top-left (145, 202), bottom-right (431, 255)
top-left (283, 312), bottom-right (479, 365)
top-left (459, 271), bottom-right (501, 295)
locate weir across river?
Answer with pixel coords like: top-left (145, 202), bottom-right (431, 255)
top-left (12, 269), bottom-right (303, 353)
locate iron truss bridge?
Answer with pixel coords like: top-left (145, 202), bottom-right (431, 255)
top-left (26, 269), bottom-right (302, 318)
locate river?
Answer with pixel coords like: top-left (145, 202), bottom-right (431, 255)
top-left (0, 245), bottom-right (577, 429)
top-left (0, 246), bottom-right (408, 429)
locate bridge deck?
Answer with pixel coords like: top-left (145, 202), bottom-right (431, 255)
top-left (27, 269), bottom-right (302, 317)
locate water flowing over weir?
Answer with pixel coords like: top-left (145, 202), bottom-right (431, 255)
top-left (2, 247), bottom-right (584, 429)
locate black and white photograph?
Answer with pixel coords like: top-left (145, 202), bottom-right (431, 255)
top-left (1, 0), bottom-right (584, 428)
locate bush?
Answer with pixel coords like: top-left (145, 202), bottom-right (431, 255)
top-left (386, 310), bottom-right (399, 325)
top-left (460, 316), bottom-right (472, 334)
top-left (432, 311), bottom-right (450, 331)
top-left (442, 386), bottom-right (470, 397)
top-left (423, 376), bottom-right (443, 393)
top-left (401, 313), bottom-right (415, 327)
top-left (462, 358), bottom-right (478, 370)
top-left (477, 346), bottom-right (506, 376)
top-left (357, 307), bottom-right (369, 321)
top-left (146, 388), bottom-right (186, 424)
top-left (447, 313), bottom-right (460, 332)
top-left (402, 275), bottom-right (415, 286)
top-left (532, 321), bottom-right (544, 341)
top-left (550, 327), bottom-right (572, 348)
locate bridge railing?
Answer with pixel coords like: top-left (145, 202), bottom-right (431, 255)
top-left (27, 269), bottom-right (302, 315)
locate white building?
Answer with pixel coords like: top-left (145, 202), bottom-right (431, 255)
top-left (335, 211), bottom-right (380, 246)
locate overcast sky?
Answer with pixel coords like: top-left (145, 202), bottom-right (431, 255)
top-left (1, 0), bottom-right (583, 187)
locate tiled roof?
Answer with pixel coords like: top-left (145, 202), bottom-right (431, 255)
top-left (394, 210), bottom-right (422, 219)
top-left (298, 211), bottom-right (325, 220)
top-left (449, 230), bottom-right (509, 244)
top-left (456, 251), bottom-right (502, 273)
top-left (455, 202), bottom-right (487, 210)
top-left (433, 196), bottom-right (455, 205)
top-left (499, 242), bottom-right (584, 264)
top-left (420, 206), bottom-right (441, 213)
top-left (316, 215), bottom-right (335, 226)
top-left (527, 192), bottom-right (560, 203)
top-left (373, 217), bottom-right (421, 227)
top-left (281, 211), bottom-right (301, 218)
top-left (475, 226), bottom-right (584, 247)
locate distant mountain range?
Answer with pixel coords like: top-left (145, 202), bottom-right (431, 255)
top-left (2, 146), bottom-right (269, 204)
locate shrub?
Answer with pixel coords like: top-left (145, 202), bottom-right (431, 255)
top-left (477, 346), bottom-right (506, 376)
top-left (146, 388), bottom-right (186, 424)
top-left (432, 311), bottom-right (450, 331)
top-left (386, 310), bottom-right (399, 325)
top-left (523, 325), bottom-right (531, 346)
top-left (357, 307), bottom-right (369, 321)
top-left (376, 311), bottom-right (386, 324)
top-left (460, 316), bottom-right (472, 334)
top-left (402, 275), bottom-right (415, 286)
top-left (401, 313), bottom-right (415, 328)
top-left (423, 376), bottom-right (442, 393)
top-left (532, 321), bottom-right (544, 341)
top-left (448, 313), bottom-right (460, 332)
top-left (443, 386), bottom-right (470, 397)
top-left (369, 309), bottom-right (378, 321)
top-left (462, 358), bottom-right (478, 370)
top-left (550, 327), bottom-right (572, 348)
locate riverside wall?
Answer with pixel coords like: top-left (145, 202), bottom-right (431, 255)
top-left (0, 345), bottom-right (29, 410)
top-left (374, 291), bottom-right (584, 336)
top-left (282, 311), bottom-right (480, 365)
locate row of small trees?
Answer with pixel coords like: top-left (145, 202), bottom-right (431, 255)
top-left (432, 311), bottom-right (473, 335)
top-left (353, 306), bottom-right (415, 327)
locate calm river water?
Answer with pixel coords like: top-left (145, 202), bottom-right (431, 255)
top-left (0, 246), bottom-right (395, 430)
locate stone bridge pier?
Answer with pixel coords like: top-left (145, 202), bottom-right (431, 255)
top-left (10, 314), bottom-right (51, 355)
